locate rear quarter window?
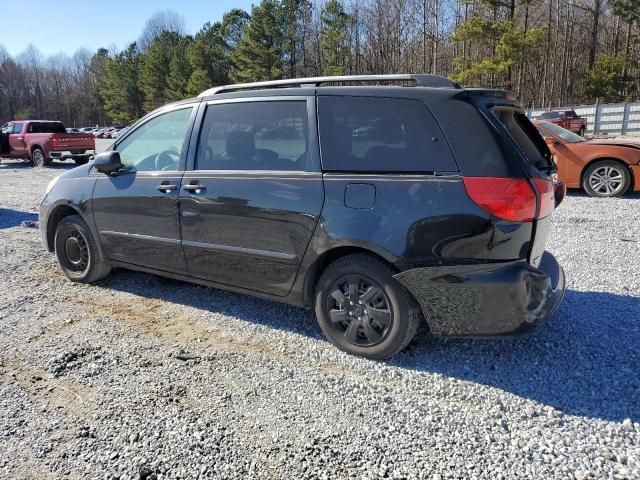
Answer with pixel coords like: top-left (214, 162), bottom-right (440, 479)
top-left (493, 108), bottom-right (551, 171)
top-left (318, 96), bottom-right (458, 173)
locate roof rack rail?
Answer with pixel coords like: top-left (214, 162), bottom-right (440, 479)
top-left (198, 74), bottom-right (461, 97)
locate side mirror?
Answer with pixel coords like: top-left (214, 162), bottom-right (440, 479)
top-left (93, 151), bottom-right (122, 175)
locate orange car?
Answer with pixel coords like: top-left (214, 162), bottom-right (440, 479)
top-left (533, 120), bottom-right (640, 197)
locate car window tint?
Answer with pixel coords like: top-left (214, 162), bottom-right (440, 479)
top-left (12, 123), bottom-right (24, 134)
top-left (494, 108), bottom-right (551, 170)
top-left (28, 122), bottom-right (66, 134)
top-left (539, 112), bottom-right (562, 120)
top-left (115, 107), bottom-right (193, 172)
top-left (196, 101), bottom-right (309, 171)
top-left (318, 96), bottom-right (457, 172)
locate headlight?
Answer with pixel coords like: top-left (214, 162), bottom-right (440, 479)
top-left (45, 175), bottom-right (61, 195)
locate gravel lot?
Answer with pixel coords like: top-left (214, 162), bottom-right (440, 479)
top-left (0, 151), bottom-right (638, 479)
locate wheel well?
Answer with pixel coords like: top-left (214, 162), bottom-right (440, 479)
top-left (581, 157), bottom-right (635, 190)
top-left (31, 145), bottom-right (43, 154)
top-left (46, 205), bottom-right (80, 251)
top-left (302, 246), bottom-right (396, 307)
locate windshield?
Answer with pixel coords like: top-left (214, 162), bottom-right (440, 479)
top-left (539, 121), bottom-right (585, 143)
top-left (539, 112), bottom-right (563, 120)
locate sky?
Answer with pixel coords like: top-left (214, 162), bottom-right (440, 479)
top-left (0, 0), bottom-right (255, 58)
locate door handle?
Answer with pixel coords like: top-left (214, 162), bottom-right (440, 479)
top-left (156, 182), bottom-right (177, 193)
top-left (183, 183), bottom-right (206, 194)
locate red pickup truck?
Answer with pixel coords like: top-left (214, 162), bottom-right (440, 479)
top-left (537, 110), bottom-right (587, 136)
top-left (0, 120), bottom-right (95, 167)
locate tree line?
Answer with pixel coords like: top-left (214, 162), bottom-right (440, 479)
top-left (1, 0), bottom-right (638, 127)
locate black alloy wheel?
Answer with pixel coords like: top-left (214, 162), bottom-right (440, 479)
top-left (327, 274), bottom-right (393, 347)
top-left (315, 254), bottom-right (421, 360)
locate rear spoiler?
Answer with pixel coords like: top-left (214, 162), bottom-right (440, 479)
top-left (464, 88), bottom-right (518, 101)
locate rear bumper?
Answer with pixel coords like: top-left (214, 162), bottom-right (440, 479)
top-left (394, 251), bottom-right (565, 337)
top-left (49, 150), bottom-right (94, 160)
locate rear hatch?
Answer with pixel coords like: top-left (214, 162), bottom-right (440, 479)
top-left (489, 106), bottom-right (560, 267)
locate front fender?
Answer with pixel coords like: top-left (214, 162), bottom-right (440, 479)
top-left (39, 164), bottom-right (98, 251)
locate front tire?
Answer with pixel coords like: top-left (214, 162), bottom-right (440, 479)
top-left (314, 254), bottom-right (421, 360)
top-left (31, 147), bottom-right (49, 167)
top-left (583, 160), bottom-right (630, 197)
top-left (54, 215), bottom-right (111, 282)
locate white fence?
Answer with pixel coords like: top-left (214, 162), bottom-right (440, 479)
top-left (527, 102), bottom-right (640, 135)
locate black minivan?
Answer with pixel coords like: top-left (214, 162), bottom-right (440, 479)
top-left (40, 74), bottom-right (565, 359)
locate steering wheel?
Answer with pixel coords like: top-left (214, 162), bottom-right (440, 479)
top-left (154, 149), bottom-right (180, 171)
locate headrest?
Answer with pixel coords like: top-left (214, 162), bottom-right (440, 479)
top-left (225, 131), bottom-right (255, 159)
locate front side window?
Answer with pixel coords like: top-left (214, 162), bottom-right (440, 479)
top-left (196, 101), bottom-right (310, 171)
top-left (12, 123), bottom-right (24, 134)
top-left (318, 96), bottom-right (457, 172)
top-left (115, 107), bottom-right (193, 172)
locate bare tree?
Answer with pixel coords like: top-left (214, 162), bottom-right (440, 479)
top-left (138, 10), bottom-right (187, 51)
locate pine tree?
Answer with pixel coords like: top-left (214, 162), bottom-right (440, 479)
top-left (99, 43), bottom-right (144, 124)
top-left (231, 0), bottom-right (284, 82)
top-left (281, 0), bottom-right (312, 77)
top-left (186, 22), bottom-right (232, 95)
top-left (139, 31), bottom-right (181, 111)
top-left (451, 17), bottom-right (545, 88)
top-left (167, 36), bottom-right (194, 101)
top-left (319, 0), bottom-right (351, 76)
top-left (583, 53), bottom-right (631, 100)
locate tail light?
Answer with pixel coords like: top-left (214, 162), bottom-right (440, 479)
top-left (463, 177), bottom-right (555, 222)
top-left (533, 178), bottom-right (555, 218)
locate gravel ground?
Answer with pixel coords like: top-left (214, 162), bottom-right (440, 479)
top-left (0, 155), bottom-right (638, 480)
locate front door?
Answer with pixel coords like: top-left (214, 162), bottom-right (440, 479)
top-left (179, 98), bottom-right (324, 296)
top-left (92, 105), bottom-right (197, 273)
top-left (8, 122), bottom-right (27, 156)
top-left (0, 123), bottom-right (10, 155)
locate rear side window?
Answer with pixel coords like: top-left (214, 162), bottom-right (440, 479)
top-left (493, 108), bottom-right (551, 170)
top-left (196, 101), bottom-right (310, 171)
top-left (318, 96), bottom-right (457, 172)
top-left (28, 122), bottom-right (66, 134)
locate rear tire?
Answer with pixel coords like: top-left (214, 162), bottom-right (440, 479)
top-left (31, 147), bottom-right (49, 167)
top-left (582, 160), bottom-right (630, 197)
top-left (54, 215), bottom-right (111, 283)
top-left (74, 157), bottom-right (89, 165)
top-left (314, 254), bottom-right (421, 360)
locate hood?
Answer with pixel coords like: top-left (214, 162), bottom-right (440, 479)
top-left (585, 138), bottom-right (640, 150)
